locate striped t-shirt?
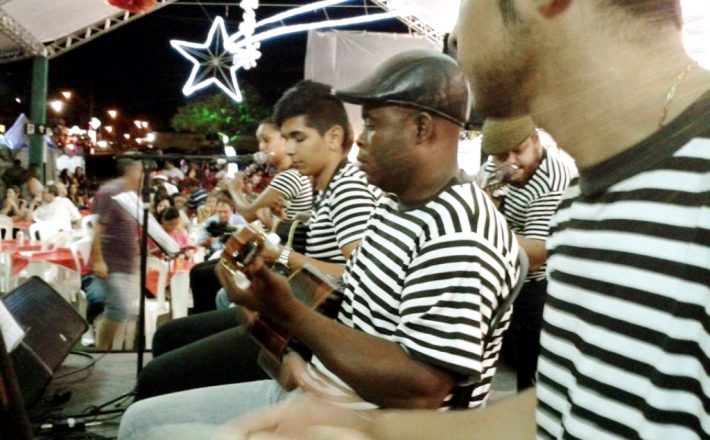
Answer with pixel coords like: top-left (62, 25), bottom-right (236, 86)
top-left (484, 150), bottom-right (575, 281)
top-left (312, 174), bottom-right (521, 408)
top-left (305, 161), bottom-right (379, 263)
top-left (537, 91), bottom-right (710, 439)
top-left (267, 169), bottom-right (313, 220)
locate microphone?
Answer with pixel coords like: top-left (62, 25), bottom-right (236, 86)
top-left (217, 151), bottom-right (269, 166)
top-left (476, 164), bottom-right (519, 190)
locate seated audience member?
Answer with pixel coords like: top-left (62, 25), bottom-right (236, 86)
top-left (74, 166), bottom-right (88, 193)
top-left (195, 193), bottom-right (216, 223)
top-left (58, 168), bottom-right (72, 186)
top-left (2, 159), bottom-right (26, 188)
top-left (67, 182), bottom-right (86, 208)
top-left (131, 80), bottom-right (378, 401)
top-left (170, 193), bottom-right (191, 227)
top-left (207, 1), bottom-right (710, 439)
top-left (29, 184), bottom-right (81, 232)
top-left (161, 160), bottom-right (185, 180)
top-left (197, 198), bottom-right (245, 257)
top-left (118, 51), bottom-right (520, 439)
top-left (228, 116), bottom-right (313, 222)
top-left (1, 185), bottom-right (28, 222)
top-left (187, 179), bottom-right (208, 212)
top-left (160, 207), bottom-right (189, 248)
top-left (151, 194), bottom-right (172, 219)
top-left (153, 172), bottom-right (179, 196)
top-left (21, 165), bottom-right (43, 202)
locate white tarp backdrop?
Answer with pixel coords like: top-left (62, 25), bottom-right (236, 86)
top-left (304, 30), bottom-right (437, 147)
top-left (304, 30), bottom-right (484, 173)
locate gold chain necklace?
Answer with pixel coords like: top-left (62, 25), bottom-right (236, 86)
top-left (658, 61), bottom-right (699, 128)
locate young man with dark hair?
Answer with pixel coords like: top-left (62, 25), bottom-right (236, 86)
top-left (118, 54), bottom-right (520, 439)
top-left (217, 1), bottom-right (708, 439)
top-left (228, 116), bottom-right (313, 223)
top-left (126, 81), bottom-right (378, 402)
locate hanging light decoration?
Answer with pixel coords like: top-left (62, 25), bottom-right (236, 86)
top-left (106, 0), bottom-right (157, 14)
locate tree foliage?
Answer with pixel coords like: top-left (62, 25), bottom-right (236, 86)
top-left (170, 86), bottom-right (271, 141)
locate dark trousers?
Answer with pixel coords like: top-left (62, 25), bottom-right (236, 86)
top-left (135, 309), bottom-right (268, 400)
top-left (501, 279), bottom-right (548, 391)
top-left (189, 259), bottom-right (222, 314)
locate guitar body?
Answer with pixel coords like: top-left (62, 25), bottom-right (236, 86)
top-left (219, 225), bottom-right (342, 379)
top-left (251, 265), bottom-right (342, 379)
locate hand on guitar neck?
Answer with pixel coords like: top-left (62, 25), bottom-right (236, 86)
top-left (216, 252), bottom-right (297, 323)
top-left (216, 225), bottom-right (343, 387)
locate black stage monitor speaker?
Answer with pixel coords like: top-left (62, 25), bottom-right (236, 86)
top-left (2, 276), bottom-right (88, 406)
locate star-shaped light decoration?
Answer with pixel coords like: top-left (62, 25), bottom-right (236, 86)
top-left (171, 0), bottom-right (396, 103)
top-left (170, 16), bottom-right (244, 102)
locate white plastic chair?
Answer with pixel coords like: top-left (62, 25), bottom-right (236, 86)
top-left (169, 270), bottom-right (191, 320)
top-left (0, 214), bottom-right (12, 240)
top-left (70, 237), bottom-right (92, 269)
top-left (80, 214), bottom-right (99, 238)
top-left (29, 220), bottom-right (62, 242)
top-left (144, 256), bottom-right (170, 349)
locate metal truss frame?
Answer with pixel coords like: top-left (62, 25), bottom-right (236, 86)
top-left (0, 0), bottom-right (444, 64)
top-left (0, 0), bottom-right (178, 64)
top-left (369, 0), bottom-right (443, 45)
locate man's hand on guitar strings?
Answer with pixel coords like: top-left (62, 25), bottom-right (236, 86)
top-left (277, 352), bottom-right (309, 391)
top-left (215, 256), bottom-right (297, 320)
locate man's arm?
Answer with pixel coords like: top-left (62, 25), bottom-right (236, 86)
top-left (276, 240), bottom-right (359, 278)
top-left (229, 180), bottom-right (286, 223)
top-left (215, 389), bottom-right (537, 440)
top-left (518, 191), bottom-right (565, 272)
top-left (91, 223), bottom-right (108, 279)
top-left (368, 389), bottom-right (537, 440)
top-left (216, 261), bottom-right (456, 409)
top-left (516, 235), bottom-right (547, 272)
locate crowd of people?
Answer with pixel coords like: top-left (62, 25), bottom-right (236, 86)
top-left (6, 0), bottom-right (709, 439)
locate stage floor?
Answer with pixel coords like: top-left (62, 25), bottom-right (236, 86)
top-left (27, 352), bottom-right (517, 439)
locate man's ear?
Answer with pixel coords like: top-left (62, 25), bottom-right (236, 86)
top-left (414, 112), bottom-right (434, 144)
top-left (538, 0), bottom-right (572, 18)
top-left (326, 125), bottom-right (345, 151)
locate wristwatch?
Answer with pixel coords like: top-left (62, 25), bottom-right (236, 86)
top-left (277, 247), bottom-right (291, 267)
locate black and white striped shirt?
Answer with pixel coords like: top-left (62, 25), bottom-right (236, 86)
top-left (312, 174), bottom-right (521, 408)
top-left (484, 150), bottom-right (575, 281)
top-left (537, 92), bottom-right (710, 439)
top-left (305, 161), bottom-right (379, 263)
top-left (268, 169), bottom-right (313, 220)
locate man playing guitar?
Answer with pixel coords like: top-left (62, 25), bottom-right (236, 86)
top-left (118, 51), bottom-right (521, 440)
top-left (132, 82), bottom-right (379, 401)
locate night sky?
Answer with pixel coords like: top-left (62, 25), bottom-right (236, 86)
top-left (0, 1), bottom-right (406, 131)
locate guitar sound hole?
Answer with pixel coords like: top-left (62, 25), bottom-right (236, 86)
top-left (232, 241), bottom-right (258, 266)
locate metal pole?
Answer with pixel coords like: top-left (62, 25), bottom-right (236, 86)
top-left (29, 56), bottom-right (48, 182)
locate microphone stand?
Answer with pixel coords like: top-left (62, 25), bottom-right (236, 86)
top-left (113, 151), bottom-right (264, 377)
top-left (136, 159), bottom-right (155, 376)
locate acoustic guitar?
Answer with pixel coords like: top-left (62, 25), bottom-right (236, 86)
top-left (220, 224), bottom-right (343, 379)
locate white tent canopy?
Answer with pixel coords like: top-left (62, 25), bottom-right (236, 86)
top-left (0, 0), bottom-right (177, 63)
top-left (0, 0), bottom-right (459, 64)
top-left (1, 1), bottom-right (706, 66)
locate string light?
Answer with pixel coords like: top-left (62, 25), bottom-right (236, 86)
top-left (171, 1), bottom-right (395, 102)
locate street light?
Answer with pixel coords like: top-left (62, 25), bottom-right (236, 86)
top-left (61, 91), bottom-right (72, 100)
top-left (107, 109), bottom-right (118, 119)
top-left (89, 117), bottom-right (102, 130)
top-left (49, 100), bottom-right (64, 113)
